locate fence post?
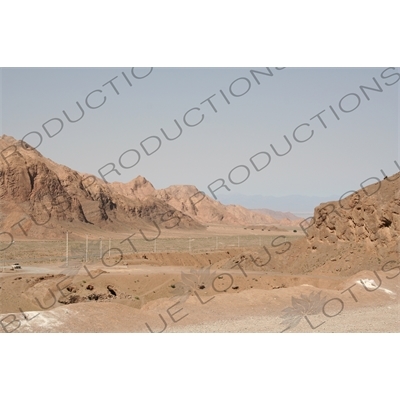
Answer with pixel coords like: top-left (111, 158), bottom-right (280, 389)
top-left (66, 231), bottom-right (69, 267)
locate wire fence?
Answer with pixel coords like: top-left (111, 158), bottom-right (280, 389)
top-left (0, 233), bottom-right (298, 266)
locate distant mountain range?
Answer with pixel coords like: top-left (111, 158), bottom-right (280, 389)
top-left (217, 193), bottom-right (339, 218)
top-left (251, 208), bottom-right (302, 221)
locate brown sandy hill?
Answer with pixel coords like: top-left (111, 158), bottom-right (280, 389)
top-left (110, 175), bottom-right (157, 200)
top-left (103, 170), bottom-right (298, 227)
top-left (235, 173), bottom-right (400, 277)
top-left (0, 135), bottom-right (298, 240)
top-left (0, 135), bottom-right (201, 239)
top-left (307, 175), bottom-right (399, 246)
top-left (1, 267), bottom-right (397, 332)
top-left (153, 184), bottom-right (295, 226)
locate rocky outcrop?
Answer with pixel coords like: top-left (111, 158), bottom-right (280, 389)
top-left (153, 184), bottom-right (293, 226)
top-left (306, 174), bottom-right (400, 247)
top-left (0, 135), bottom-right (202, 238)
top-left (0, 134), bottom-right (302, 239)
top-left (110, 176), bottom-right (156, 200)
top-left (107, 174), bottom-right (298, 227)
top-left (273, 173), bottom-right (400, 276)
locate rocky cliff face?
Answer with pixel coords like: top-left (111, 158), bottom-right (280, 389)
top-left (0, 135), bottom-right (201, 238)
top-left (110, 176), bottom-right (157, 200)
top-left (108, 176), bottom-right (299, 226)
top-left (306, 174), bottom-right (400, 246)
top-left (1, 134), bottom-right (295, 240)
top-left (153, 185), bottom-right (296, 226)
top-left (271, 172), bottom-right (400, 276)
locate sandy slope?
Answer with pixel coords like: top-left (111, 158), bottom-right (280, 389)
top-left (1, 263), bottom-right (398, 333)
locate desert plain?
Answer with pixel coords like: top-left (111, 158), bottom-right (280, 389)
top-left (0, 135), bottom-right (399, 333)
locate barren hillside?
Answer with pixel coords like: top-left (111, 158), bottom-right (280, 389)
top-left (0, 135), bottom-right (296, 239)
top-left (0, 135), bottom-right (201, 239)
top-left (109, 179), bottom-right (299, 226)
top-left (235, 173), bottom-right (400, 277)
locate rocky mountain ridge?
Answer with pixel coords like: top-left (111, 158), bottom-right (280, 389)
top-left (0, 135), bottom-right (297, 239)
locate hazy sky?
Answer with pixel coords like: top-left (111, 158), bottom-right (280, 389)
top-left (1, 67), bottom-right (399, 201)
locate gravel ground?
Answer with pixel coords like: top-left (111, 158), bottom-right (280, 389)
top-left (167, 305), bottom-right (399, 333)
